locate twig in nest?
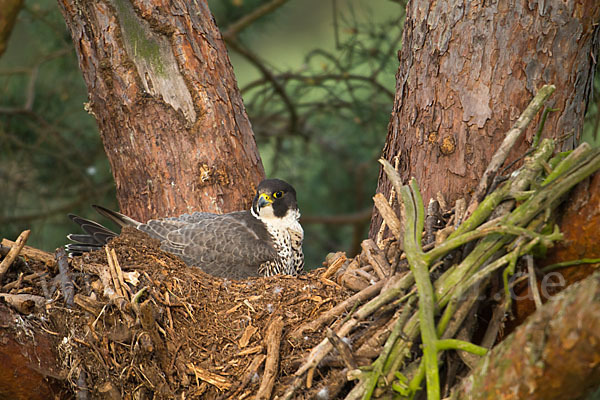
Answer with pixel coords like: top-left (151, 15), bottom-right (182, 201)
top-left (326, 327), bottom-right (357, 370)
top-left (256, 316), bottom-right (284, 400)
top-left (283, 273), bottom-right (415, 400)
top-left (453, 302), bottom-right (481, 370)
top-left (480, 299), bottom-right (506, 350)
top-left (373, 192), bottom-right (403, 242)
top-left (321, 252), bottom-right (347, 280)
top-left (376, 156), bottom-right (401, 247)
top-left (139, 300), bottom-right (169, 369)
top-left (0, 246), bottom-right (27, 270)
top-left (187, 363), bottom-right (232, 391)
top-left (526, 255), bottom-right (543, 309)
top-left (105, 247), bottom-right (129, 300)
top-left (0, 230), bottom-right (30, 281)
top-left (7, 272), bottom-right (23, 291)
top-left (1, 236), bottom-right (54, 266)
top-left (2, 271), bottom-right (47, 292)
top-left (291, 279), bottom-right (384, 339)
top-left (453, 198), bottom-right (467, 229)
top-left (223, 354), bottom-right (266, 399)
top-left (0, 293), bottom-right (45, 314)
top-left (306, 368), bottom-right (348, 400)
top-left (361, 239), bottom-right (390, 279)
top-left (164, 291), bottom-right (174, 330)
top-left (55, 247), bottom-right (75, 308)
top-left (436, 191), bottom-right (448, 212)
top-left (74, 293), bottom-right (103, 316)
top-left (424, 199), bottom-right (442, 246)
top-left (340, 265), bottom-right (371, 291)
top-left (168, 289), bottom-right (196, 322)
top-left (355, 268), bottom-right (377, 282)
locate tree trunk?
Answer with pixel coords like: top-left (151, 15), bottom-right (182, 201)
top-left (57, 0), bottom-right (265, 221)
top-left (0, 0), bottom-right (23, 57)
top-left (370, 0), bottom-right (600, 238)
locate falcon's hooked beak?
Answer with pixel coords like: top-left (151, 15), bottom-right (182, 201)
top-left (257, 193), bottom-right (273, 210)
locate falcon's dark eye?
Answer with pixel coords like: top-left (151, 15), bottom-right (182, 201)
top-left (273, 191), bottom-right (284, 199)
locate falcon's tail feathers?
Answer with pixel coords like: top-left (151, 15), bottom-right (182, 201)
top-left (65, 206), bottom-right (142, 256)
top-left (92, 205), bottom-right (142, 228)
top-left (65, 214), bottom-right (118, 255)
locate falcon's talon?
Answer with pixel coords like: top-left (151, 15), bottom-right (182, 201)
top-left (66, 179), bottom-right (304, 279)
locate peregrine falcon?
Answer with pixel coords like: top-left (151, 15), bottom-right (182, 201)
top-left (66, 179), bottom-right (304, 279)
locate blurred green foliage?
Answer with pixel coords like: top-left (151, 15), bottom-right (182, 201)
top-left (1, 0), bottom-right (599, 270)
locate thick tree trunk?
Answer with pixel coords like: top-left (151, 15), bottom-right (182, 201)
top-left (57, 0), bottom-right (264, 221)
top-left (370, 0), bottom-right (600, 238)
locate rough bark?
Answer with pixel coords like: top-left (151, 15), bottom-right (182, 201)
top-left (0, 304), bottom-right (64, 399)
top-left (0, 0), bottom-right (23, 57)
top-left (452, 270), bottom-right (600, 400)
top-left (370, 0), bottom-right (600, 238)
top-left (57, 0), bottom-right (265, 221)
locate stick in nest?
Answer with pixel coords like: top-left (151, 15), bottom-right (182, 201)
top-left (0, 230), bottom-right (30, 281)
top-left (321, 252), bottom-right (347, 280)
top-left (256, 316), bottom-right (284, 400)
top-left (361, 239), bottom-right (391, 280)
top-left (1, 236), bottom-right (54, 266)
top-left (55, 247), bottom-right (75, 308)
top-left (223, 354), bottom-right (266, 399)
top-left (326, 327), bottom-right (357, 370)
top-left (187, 363), bottom-right (232, 391)
top-left (373, 192), bottom-right (403, 242)
top-left (290, 279), bottom-right (384, 339)
top-left (105, 246), bottom-right (129, 300)
top-left (0, 293), bottom-right (45, 314)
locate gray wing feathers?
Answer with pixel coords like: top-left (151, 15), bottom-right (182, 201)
top-left (138, 212), bottom-right (277, 279)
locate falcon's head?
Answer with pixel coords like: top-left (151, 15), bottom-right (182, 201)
top-left (252, 178), bottom-right (304, 276)
top-left (252, 179), bottom-right (299, 220)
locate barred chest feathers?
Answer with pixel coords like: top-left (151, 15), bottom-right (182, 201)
top-left (259, 209), bottom-right (304, 276)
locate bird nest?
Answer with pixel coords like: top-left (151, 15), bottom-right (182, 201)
top-left (2, 225), bottom-right (381, 398)
top-left (0, 210), bottom-right (407, 400)
top-left (42, 228), bottom-right (357, 399)
top-left (2, 137), bottom-right (600, 399)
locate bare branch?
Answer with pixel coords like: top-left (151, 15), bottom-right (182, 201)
top-left (222, 0), bottom-right (290, 40)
